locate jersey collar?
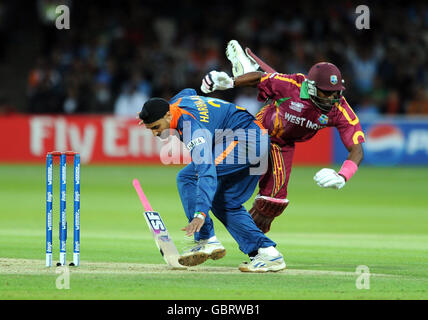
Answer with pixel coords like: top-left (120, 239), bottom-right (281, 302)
top-left (300, 80), bottom-right (310, 100)
top-left (169, 98), bottom-right (182, 129)
top-left (169, 98), bottom-right (196, 129)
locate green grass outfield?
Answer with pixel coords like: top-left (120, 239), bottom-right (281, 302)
top-left (0, 163), bottom-right (427, 300)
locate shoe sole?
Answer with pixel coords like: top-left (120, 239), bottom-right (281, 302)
top-left (239, 262), bottom-right (286, 273)
top-left (226, 40), bottom-right (245, 77)
top-left (178, 252), bottom-right (208, 267)
top-left (208, 248), bottom-right (226, 261)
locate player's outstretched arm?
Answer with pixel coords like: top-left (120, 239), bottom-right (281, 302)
top-left (201, 71), bottom-right (263, 94)
top-left (345, 143), bottom-right (363, 166)
top-left (234, 71), bottom-right (264, 87)
top-left (314, 144), bottom-right (363, 190)
top-left (201, 40), bottom-right (279, 94)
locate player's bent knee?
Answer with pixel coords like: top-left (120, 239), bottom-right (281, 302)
top-left (176, 168), bottom-right (196, 185)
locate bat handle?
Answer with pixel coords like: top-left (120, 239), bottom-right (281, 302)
top-left (245, 48), bottom-right (277, 73)
top-left (132, 179), bottom-right (153, 211)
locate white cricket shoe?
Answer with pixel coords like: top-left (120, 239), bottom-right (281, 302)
top-left (179, 239), bottom-right (226, 267)
top-left (239, 247), bottom-right (286, 272)
top-left (226, 40), bottom-right (260, 77)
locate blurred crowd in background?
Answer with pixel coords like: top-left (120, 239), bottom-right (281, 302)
top-left (1, 0), bottom-right (428, 117)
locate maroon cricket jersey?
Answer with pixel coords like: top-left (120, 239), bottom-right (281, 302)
top-left (256, 73), bottom-right (365, 148)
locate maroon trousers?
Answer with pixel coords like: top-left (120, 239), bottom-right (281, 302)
top-left (258, 143), bottom-right (295, 199)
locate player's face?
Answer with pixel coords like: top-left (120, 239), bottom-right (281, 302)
top-left (145, 116), bottom-right (171, 139)
top-left (318, 89), bottom-right (340, 100)
top-left (313, 89), bottom-right (341, 112)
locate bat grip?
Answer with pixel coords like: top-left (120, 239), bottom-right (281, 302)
top-left (245, 48), bottom-right (277, 73)
top-left (133, 179), bottom-right (153, 211)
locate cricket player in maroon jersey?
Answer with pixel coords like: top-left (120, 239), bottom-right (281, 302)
top-left (200, 40), bottom-right (365, 233)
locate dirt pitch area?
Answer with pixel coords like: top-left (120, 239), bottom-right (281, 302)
top-left (0, 258), bottom-right (395, 278)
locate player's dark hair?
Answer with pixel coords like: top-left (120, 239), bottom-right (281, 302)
top-left (139, 98), bottom-right (170, 124)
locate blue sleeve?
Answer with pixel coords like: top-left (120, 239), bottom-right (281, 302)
top-left (169, 88), bottom-right (197, 103)
top-left (180, 116), bottom-right (216, 217)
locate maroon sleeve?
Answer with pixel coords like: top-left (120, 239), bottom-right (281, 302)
top-left (332, 97), bottom-right (366, 149)
top-left (256, 73), bottom-right (305, 102)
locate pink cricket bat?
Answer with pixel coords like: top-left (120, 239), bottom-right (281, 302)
top-left (133, 178), bottom-right (184, 269)
top-left (245, 47), bottom-right (278, 73)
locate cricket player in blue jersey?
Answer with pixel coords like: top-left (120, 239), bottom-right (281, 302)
top-left (138, 88), bottom-right (286, 272)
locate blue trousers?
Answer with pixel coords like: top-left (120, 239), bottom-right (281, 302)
top-left (177, 164), bottom-right (276, 254)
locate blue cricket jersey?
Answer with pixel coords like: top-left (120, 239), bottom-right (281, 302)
top-left (168, 88), bottom-right (268, 216)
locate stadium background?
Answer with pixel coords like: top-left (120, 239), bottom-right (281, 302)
top-left (0, 0), bottom-right (428, 166)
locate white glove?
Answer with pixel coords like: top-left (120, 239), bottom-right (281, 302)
top-left (201, 71), bottom-right (234, 94)
top-left (314, 168), bottom-right (346, 190)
